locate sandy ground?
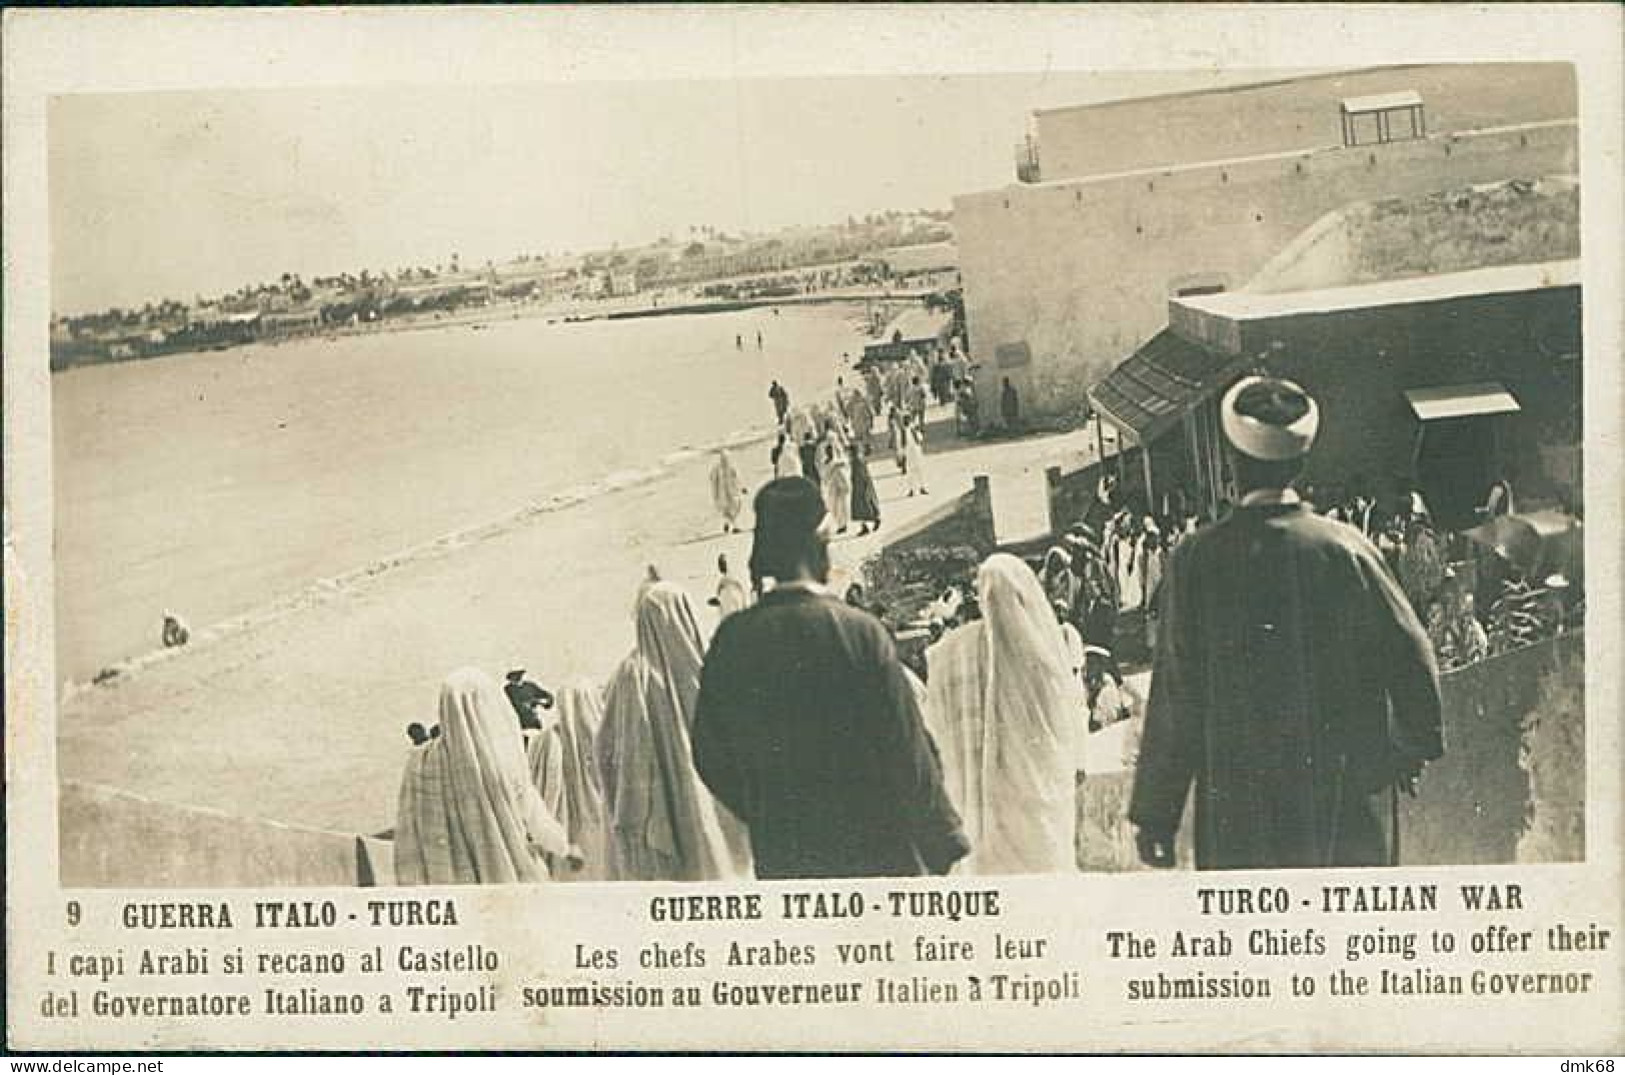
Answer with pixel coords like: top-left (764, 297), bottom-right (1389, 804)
top-left (58, 410), bottom-right (1107, 836)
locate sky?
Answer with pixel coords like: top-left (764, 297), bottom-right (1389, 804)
top-left (50, 70), bottom-right (1285, 315)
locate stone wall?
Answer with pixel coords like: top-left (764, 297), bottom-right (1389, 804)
top-left (1075, 632), bottom-right (1586, 870)
top-left (1231, 283), bottom-right (1582, 523)
top-left (870, 475), bottom-right (996, 567)
top-left (1402, 631), bottom-right (1585, 864)
top-left (1244, 177), bottom-right (1579, 293)
top-left (955, 121), bottom-right (1577, 423)
top-left (1516, 631), bottom-right (1587, 862)
top-left (1034, 64), bottom-right (1575, 182)
top-left (60, 780), bottom-right (390, 888)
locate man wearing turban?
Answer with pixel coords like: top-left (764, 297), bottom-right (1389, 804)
top-left (1130, 377), bottom-right (1443, 870)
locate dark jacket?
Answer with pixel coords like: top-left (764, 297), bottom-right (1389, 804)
top-left (694, 588), bottom-right (969, 879)
top-left (1129, 502), bottom-right (1443, 869)
top-left (798, 443), bottom-right (821, 486)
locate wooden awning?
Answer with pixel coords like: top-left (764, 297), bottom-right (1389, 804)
top-left (1089, 329), bottom-right (1247, 444)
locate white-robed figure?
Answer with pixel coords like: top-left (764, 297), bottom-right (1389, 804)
top-left (772, 432), bottom-right (803, 480)
top-left (903, 415), bottom-right (929, 496)
top-left (924, 554), bottom-right (1081, 874)
top-left (395, 667), bottom-right (576, 885)
top-left (822, 442), bottom-right (853, 534)
top-left (710, 449), bottom-right (745, 534)
top-left (524, 681), bottom-right (611, 882)
top-left (710, 553), bottom-right (751, 621)
top-left (1114, 522), bottom-right (1143, 611)
top-left (597, 581), bottom-right (751, 881)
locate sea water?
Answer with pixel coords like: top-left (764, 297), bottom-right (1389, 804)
top-left (51, 305), bottom-right (862, 684)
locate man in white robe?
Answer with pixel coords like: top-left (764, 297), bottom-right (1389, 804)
top-left (822, 445), bottom-right (853, 533)
top-left (710, 450), bottom-right (745, 534)
top-left (709, 553), bottom-right (751, 620)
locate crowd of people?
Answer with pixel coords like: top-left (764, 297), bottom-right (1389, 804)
top-left (757, 348), bottom-right (958, 538)
top-left (390, 368), bottom-right (1579, 884)
top-left (1025, 460), bottom-right (1581, 680)
top-left (1308, 476), bottom-right (1581, 671)
top-left (391, 472), bottom-right (1122, 884)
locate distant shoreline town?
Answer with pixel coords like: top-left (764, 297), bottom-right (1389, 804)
top-left (50, 210), bottom-right (958, 371)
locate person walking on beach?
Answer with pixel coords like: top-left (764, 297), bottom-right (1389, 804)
top-left (708, 553), bottom-right (751, 620)
top-left (798, 430), bottom-right (822, 487)
top-left (850, 441), bottom-right (881, 536)
top-left (886, 364), bottom-right (907, 415)
top-left (903, 414), bottom-right (929, 497)
top-left (1130, 376), bottom-right (1443, 871)
top-left (709, 449), bottom-right (746, 534)
top-left (864, 365), bottom-right (884, 416)
top-left (822, 441), bottom-right (853, 534)
top-left (395, 667), bottom-right (579, 885)
top-left (768, 380), bottom-right (789, 425)
top-left (771, 431), bottom-right (802, 480)
top-left (597, 581), bottom-right (751, 881)
top-left (923, 553), bottom-right (1081, 875)
top-left (908, 375), bottom-right (929, 430)
top-left (889, 406), bottom-right (909, 472)
top-left (847, 384), bottom-right (875, 452)
top-left (756, 329), bottom-right (764, 350)
top-left (693, 477), bottom-right (970, 878)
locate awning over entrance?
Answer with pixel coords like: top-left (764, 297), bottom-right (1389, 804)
top-left (1404, 382), bottom-right (1522, 422)
top-left (1089, 329), bottom-right (1246, 443)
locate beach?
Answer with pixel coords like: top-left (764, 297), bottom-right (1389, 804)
top-left (56, 410), bottom-right (1100, 837)
top-left (52, 304), bottom-right (864, 685)
top-left (54, 303), bottom-right (1103, 836)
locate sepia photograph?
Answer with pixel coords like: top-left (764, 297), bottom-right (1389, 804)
top-left (6, 4), bottom-right (1620, 1056)
top-left (46, 61), bottom-right (1584, 889)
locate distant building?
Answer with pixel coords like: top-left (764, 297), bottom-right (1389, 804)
top-left (873, 241), bottom-right (958, 279)
top-left (262, 308), bottom-right (323, 335)
top-left (954, 63), bottom-right (1579, 423)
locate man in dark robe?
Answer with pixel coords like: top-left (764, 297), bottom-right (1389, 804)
top-left (694, 477), bottom-right (969, 879)
top-left (849, 442), bottom-right (881, 535)
top-left (503, 669), bottom-right (554, 731)
top-left (1000, 377), bottom-right (1021, 430)
top-left (768, 380), bottom-right (789, 424)
top-left (798, 432), bottom-right (821, 487)
top-left (1130, 377), bottom-right (1443, 871)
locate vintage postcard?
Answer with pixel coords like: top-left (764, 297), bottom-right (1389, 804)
top-left (4, 4), bottom-right (1621, 1054)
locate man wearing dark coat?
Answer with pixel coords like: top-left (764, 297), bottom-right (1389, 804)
top-left (798, 432), bottom-right (821, 487)
top-left (1130, 376), bottom-right (1443, 870)
top-left (694, 477), bottom-right (970, 879)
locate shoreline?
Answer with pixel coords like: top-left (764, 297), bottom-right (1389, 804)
top-left (51, 289), bottom-right (928, 376)
top-left (56, 414), bottom-right (1100, 835)
top-left (59, 417), bottom-right (785, 704)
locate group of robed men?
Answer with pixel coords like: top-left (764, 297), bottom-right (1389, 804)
top-left (393, 375), bottom-right (1444, 883)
